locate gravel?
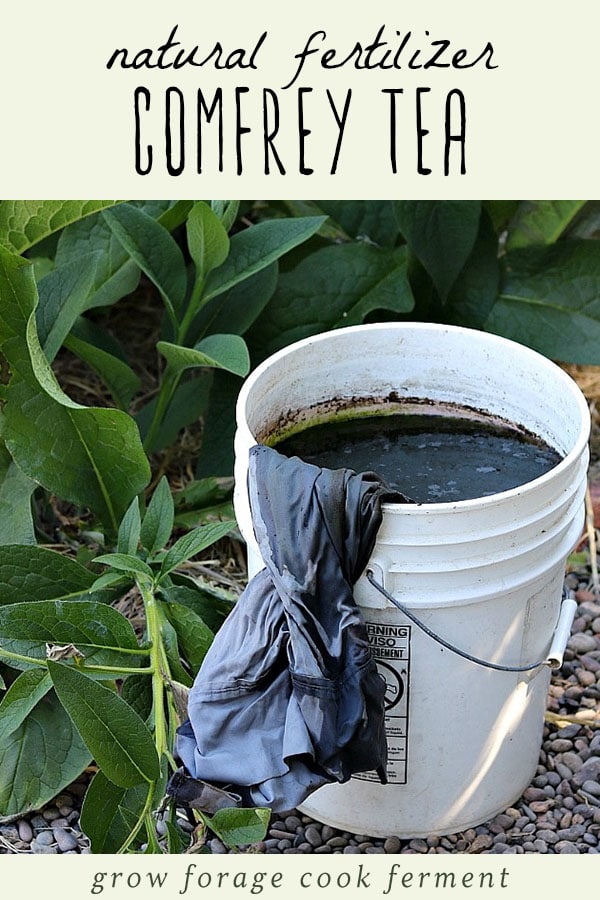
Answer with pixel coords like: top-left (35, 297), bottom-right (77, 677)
top-left (1, 574), bottom-right (598, 856)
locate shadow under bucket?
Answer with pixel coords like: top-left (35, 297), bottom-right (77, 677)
top-left (233, 322), bottom-right (591, 838)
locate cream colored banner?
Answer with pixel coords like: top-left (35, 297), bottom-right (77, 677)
top-left (1, 853), bottom-right (599, 898)
top-left (2, 0), bottom-right (599, 197)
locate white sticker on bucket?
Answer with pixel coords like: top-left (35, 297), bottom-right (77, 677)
top-left (355, 621), bottom-right (411, 785)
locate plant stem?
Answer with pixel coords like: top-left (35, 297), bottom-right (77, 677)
top-left (138, 578), bottom-right (171, 760)
top-left (142, 277), bottom-right (206, 453)
top-left (143, 367), bottom-right (181, 453)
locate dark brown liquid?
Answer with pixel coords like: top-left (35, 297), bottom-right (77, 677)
top-left (275, 411), bottom-right (563, 503)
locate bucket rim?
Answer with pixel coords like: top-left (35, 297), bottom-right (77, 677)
top-left (236, 321), bottom-right (591, 514)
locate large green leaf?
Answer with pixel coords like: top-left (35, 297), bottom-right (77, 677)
top-left (395, 201), bottom-right (482, 300)
top-left (0, 669), bottom-right (52, 744)
top-left (194, 371), bottom-right (243, 478)
top-left (54, 201), bottom-right (177, 312)
top-left (315, 200), bottom-right (400, 247)
top-left (186, 201), bottom-right (230, 282)
top-left (0, 201), bottom-right (122, 255)
top-left (140, 476), bottom-right (174, 557)
top-left (506, 201), bottom-right (587, 250)
top-left (486, 240), bottom-right (600, 363)
top-left (158, 581), bottom-right (232, 634)
top-left (0, 688), bottom-right (91, 818)
top-left (0, 249), bottom-right (151, 532)
top-left (117, 498), bottom-right (142, 556)
top-left (102, 204), bottom-right (188, 323)
top-left (192, 262), bottom-right (278, 339)
top-left (159, 520), bottom-right (235, 578)
top-left (163, 601), bottom-right (213, 674)
top-left (0, 599), bottom-right (143, 670)
top-left (445, 211), bottom-right (500, 328)
top-left (0, 445), bottom-right (35, 545)
top-left (157, 334), bottom-right (250, 378)
top-left (35, 252), bottom-right (100, 361)
top-left (135, 373), bottom-right (212, 453)
top-left (63, 329), bottom-right (141, 411)
top-left (203, 215), bottom-right (326, 302)
top-left (208, 806), bottom-right (271, 848)
top-left (48, 661), bottom-right (160, 787)
top-left (0, 544), bottom-right (105, 605)
top-left (248, 242), bottom-right (413, 359)
top-left (80, 769), bottom-right (149, 853)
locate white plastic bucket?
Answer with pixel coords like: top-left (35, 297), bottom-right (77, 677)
top-left (233, 322), bottom-right (590, 838)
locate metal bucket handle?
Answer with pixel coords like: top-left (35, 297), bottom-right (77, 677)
top-left (365, 569), bottom-right (577, 672)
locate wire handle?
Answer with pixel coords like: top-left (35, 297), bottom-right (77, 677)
top-left (365, 569), bottom-right (575, 673)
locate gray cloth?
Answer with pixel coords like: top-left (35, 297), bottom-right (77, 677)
top-left (175, 444), bottom-right (403, 812)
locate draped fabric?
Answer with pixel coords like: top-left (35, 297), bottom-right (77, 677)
top-left (175, 444), bottom-right (403, 812)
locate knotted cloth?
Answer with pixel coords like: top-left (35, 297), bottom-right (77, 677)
top-left (175, 444), bottom-right (403, 812)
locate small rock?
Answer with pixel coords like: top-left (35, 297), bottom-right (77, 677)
top-left (409, 839), bottom-right (428, 853)
top-left (53, 827), bottom-right (80, 852)
top-left (384, 836), bottom-right (402, 853)
top-left (30, 841), bottom-right (58, 855)
top-left (582, 780), bottom-right (600, 798)
top-left (34, 830), bottom-right (55, 846)
top-left (304, 825), bottom-right (322, 848)
top-left (17, 819), bottom-right (33, 843)
top-left (209, 838), bottom-right (228, 854)
top-left (556, 841), bottom-right (581, 854)
top-left (469, 834), bottom-right (493, 852)
top-left (568, 633), bottom-right (598, 654)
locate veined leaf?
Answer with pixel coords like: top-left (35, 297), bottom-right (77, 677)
top-left (0, 669), bottom-right (52, 744)
top-left (316, 200), bottom-right (400, 247)
top-left (158, 581), bottom-right (233, 633)
top-left (506, 201), bottom-right (587, 250)
top-left (64, 330), bottom-right (141, 411)
top-left (248, 243), bottom-right (413, 359)
top-left (202, 215), bottom-right (326, 302)
top-left (0, 687), bottom-right (92, 818)
top-left (486, 240), bottom-right (600, 364)
top-left (186, 201), bottom-right (230, 282)
top-left (0, 248), bottom-right (150, 532)
top-left (157, 334), bottom-right (250, 378)
top-left (93, 553), bottom-right (153, 580)
top-left (0, 445), bottom-right (35, 545)
top-left (102, 204), bottom-right (188, 323)
top-left (117, 499), bottom-right (142, 556)
top-left (208, 806), bottom-right (270, 848)
top-left (0, 544), bottom-right (106, 606)
top-left (48, 661), bottom-right (160, 787)
top-left (395, 201), bottom-right (481, 300)
top-left (162, 601), bottom-right (213, 674)
top-left (120, 673), bottom-right (153, 723)
top-left (0, 201), bottom-right (122, 255)
top-left (192, 262), bottom-right (278, 339)
top-left (80, 769), bottom-right (149, 853)
top-left (0, 599), bottom-right (143, 670)
top-left (55, 201), bottom-right (177, 312)
top-left (214, 200), bottom-right (240, 233)
top-left (160, 615), bottom-right (193, 687)
top-left (159, 520), bottom-right (235, 578)
top-left (140, 476), bottom-right (174, 557)
top-left (445, 211), bottom-right (500, 328)
top-left (36, 251), bottom-right (100, 362)
top-left (135, 373), bottom-right (212, 453)
top-left (194, 371), bottom-right (241, 478)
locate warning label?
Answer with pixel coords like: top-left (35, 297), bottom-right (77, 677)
top-left (355, 622), bottom-right (411, 785)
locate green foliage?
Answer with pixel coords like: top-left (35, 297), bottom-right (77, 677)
top-left (0, 198), bottom-right (598, 854)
